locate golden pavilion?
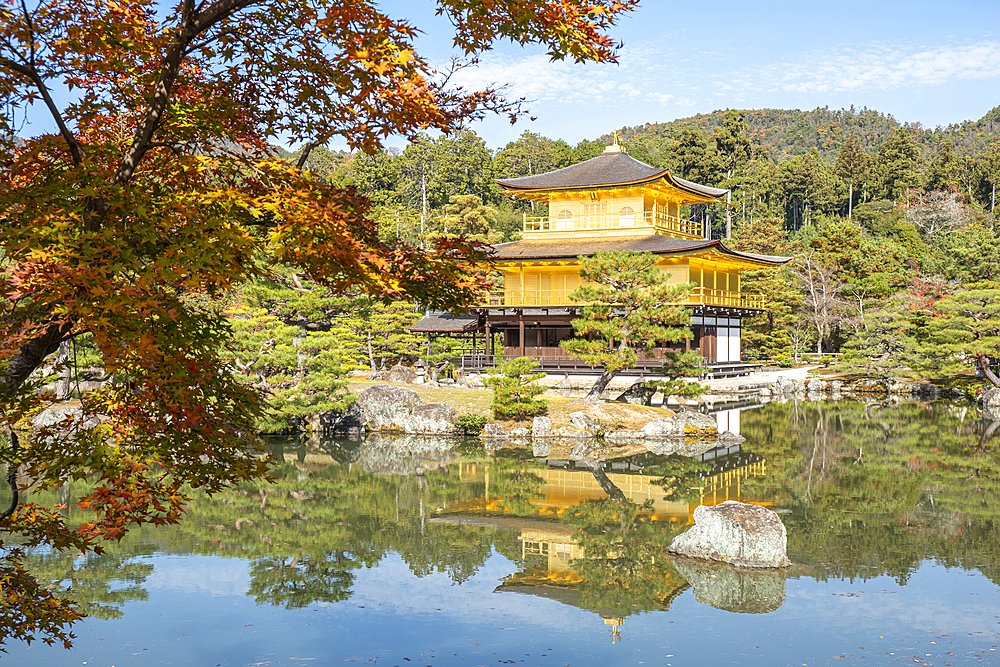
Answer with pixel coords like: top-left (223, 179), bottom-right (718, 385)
top-left (412, 139), bottom-right (790, 371)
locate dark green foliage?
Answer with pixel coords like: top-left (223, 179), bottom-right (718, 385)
top-left (872, 128), bottom-right (923, 201)
top-left (731, 218), bottom-right (802, 358)
top-left (484, 357), bottom-right (548, 420)
top-left (838, 294), bottom-right (924, 382)
top-left (932, 221), bottom-right (1000, 283)
top-left (560, 251), bottom-right (695, 402)
top-left (917, 284), bottom-right (1000, 386)
top-left (456, 414), bottom-right (488, 435)
top-left (834, 133), bottom-right (870, 216)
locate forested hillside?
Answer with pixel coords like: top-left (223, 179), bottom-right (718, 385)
top-left (618, 105), bottom-right (1000, 162)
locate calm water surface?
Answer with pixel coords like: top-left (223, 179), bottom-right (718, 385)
top-left (9, 400), bottom-right (1000, 666)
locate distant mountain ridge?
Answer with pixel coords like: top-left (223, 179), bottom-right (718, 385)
top-left (613, 105), bottom-right (1000, 163)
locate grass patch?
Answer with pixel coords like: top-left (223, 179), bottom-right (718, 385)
top-left (348, 379), bottom-right (493, 416)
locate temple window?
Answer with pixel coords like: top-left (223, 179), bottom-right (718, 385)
top-left (557, 209), bottom-right (573, 230)
top-left (619, 206), bottom-right (635, 227)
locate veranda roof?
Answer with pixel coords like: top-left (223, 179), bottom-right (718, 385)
top-left (490, 236), bottom-right (791, 267)
top-left (409, 312), bottom-right (481, 333)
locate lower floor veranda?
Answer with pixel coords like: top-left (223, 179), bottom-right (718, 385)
top-left (411, 306), bottom-right (761, 377)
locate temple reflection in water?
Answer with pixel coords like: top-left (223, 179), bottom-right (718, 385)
top-left (426, 422), bottom-right (770, 641)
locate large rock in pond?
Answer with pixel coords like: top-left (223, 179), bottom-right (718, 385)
top-left (356, 384), bottom-right (421, 431)
top-left (773, 375), bottom-right (796, 394)
top-left (984, 388), bottom-right (1000, 421)
top-left (397, 403), bottom-right (459, 435)
top-left (640, 410), bottom-right (717, 439)
top-left (569, 411), bottom-right (601, 435)
top-left (673, 559), bottom-right (787, 614)
top-left (669, 500), bottom-right (791, 568)
top-left (31, 404), bottom-right (100, 444)
top-left (641, 417), bottom-right (684, 439)
top-left (675, 409), bottom-right (718, 434)
top-left (481, 422), bottom-right (507, 439)
top-left (532, 416), bottom-right (552, 438)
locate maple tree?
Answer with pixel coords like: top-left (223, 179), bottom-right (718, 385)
top-left (0, 0), bottom-right (637, 648)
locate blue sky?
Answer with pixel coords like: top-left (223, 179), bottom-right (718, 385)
top-left (20, 1), bottom-right (1000, 152)
top-left (377, 0), bottom-right (1000, 150)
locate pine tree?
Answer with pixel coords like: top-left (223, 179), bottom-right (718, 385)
top-left (834, 134), bottom-right (870, 218)
top-left (342, 298), bottom-right (424, 373)
top-left (873, 128), bottom-right (923, 201)
top-left (425, 194), bottom-right (502, 245)
top-left (484, 357), bottom-right (548, 420)
top-left (559, 251), bottom-right (695, 403)
top-left (917, 284), bottom-right (1000, 387)
top-left (713, 110), bottom-right (754, 238)
top-left (924, 139), bottom-right (958, 192)
top-left (731, 218), bottom-right (802, 359)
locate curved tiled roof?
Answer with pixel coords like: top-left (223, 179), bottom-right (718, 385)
top-left (409, 312), bottom-right (480, 333)
top-left (490, 236), bottom-right (790, 266)
top-left (496, 150), bottom-right (728, 200)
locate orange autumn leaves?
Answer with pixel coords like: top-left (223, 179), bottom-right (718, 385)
top-left (0, 0), bottom-right (636, 648)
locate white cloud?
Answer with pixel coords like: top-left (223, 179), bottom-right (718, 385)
top-left (441, 37), bottom-right (1000, 110)
top-left (770, 39), bottom-right (1000, 93)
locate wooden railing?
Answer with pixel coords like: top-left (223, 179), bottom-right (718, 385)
top-left (523, 211), bottom-right (703, 239)
top-left (486, 287), bottom-right (764, 310)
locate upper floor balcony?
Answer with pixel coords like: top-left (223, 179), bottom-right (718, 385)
top-left (485, 287), bottom-right (764, 311)
top-left (522, 209), bottom-right (704, 240)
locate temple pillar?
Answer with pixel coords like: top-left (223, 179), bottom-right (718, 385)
top-left (484, 313), bottom-right (491, 360)
top-left (519, 311), bottom-right (525, 358)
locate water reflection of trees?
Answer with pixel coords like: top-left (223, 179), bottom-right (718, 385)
top-left (27, 405), bottom-right (1000, 621)
top-left (28, 551), bottom-right (152, 620)
top-left (741, 400), bottom-right (1000, 585)
top-left (565, 497), bottom-right (688, 618)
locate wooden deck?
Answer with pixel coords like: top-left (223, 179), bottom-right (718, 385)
top-left (456, 352), bottom-right (760, 378)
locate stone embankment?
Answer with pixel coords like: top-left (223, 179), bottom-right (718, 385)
top-left (705, 372), bottom-right (982, 404)
top-left (311, 382), bottom-right (732, 444)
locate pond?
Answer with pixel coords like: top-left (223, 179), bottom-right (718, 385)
top-left (7, 400), bottom-right (1000, 666)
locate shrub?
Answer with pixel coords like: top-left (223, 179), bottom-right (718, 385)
top-left (456, 414), bottom-right (488, 436)
top-left (484, 357), bottom-right (548, 420)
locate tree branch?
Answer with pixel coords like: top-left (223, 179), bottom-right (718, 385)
top-left (112, 0), bottom-right (257, 187)
top-left (295, 141), bottom-right (319, 170)
top-left (0, 320), bottom-right (74, 400)
top-left (0, 429), bottom-right (21, 522)
top-left (0, 57), bottom-right (83, 165)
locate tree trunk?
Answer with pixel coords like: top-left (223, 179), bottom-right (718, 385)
top-left (55, 340), bottom-right (73, 400)
top-left (848, 182), bottom-right (853, 220)
top-left (583, 369), bottom-right (617, 404)
top-left (367, 331), bottom-right (376, 373)
top-left (976, 352), bottom-right (1000, 388)
top-left (420, 161), bottom-right (427, 248)
top-left (0, 321), bottom-right (73, 401)
top-left (586, 462), bottom-right (626, 501)
top-left (725, 172), bottom-right (732, 239)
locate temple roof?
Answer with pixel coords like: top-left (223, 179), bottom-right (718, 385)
top-left (496, 150), bottom-right (728, 199)
top-left (490, 236), bottom-right (791, 266)
top-left (408, 311), bottom-right (480, 333)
